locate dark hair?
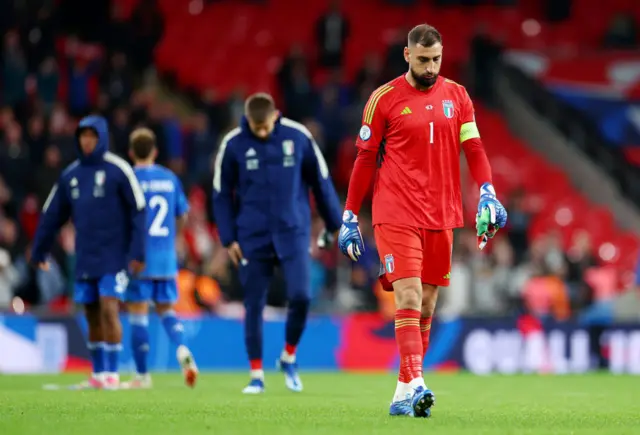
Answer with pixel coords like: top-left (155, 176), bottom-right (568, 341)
top-left (244, 92), bottom-right (276, 123)
top-left (408, 24), bottom-right (442, 47)
top-left (129, 127), bottom-right (156, 160)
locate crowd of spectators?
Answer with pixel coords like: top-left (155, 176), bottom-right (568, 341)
top-left (0, 0), bottom-right (635, 326)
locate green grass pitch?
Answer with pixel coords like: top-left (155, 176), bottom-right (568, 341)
top-left (1, 373), bottom-right (639, 435)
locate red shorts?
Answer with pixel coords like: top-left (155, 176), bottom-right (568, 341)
top-left (374, 224), bottom-right (454, 290)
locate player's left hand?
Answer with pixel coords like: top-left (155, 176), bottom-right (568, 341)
top-left (317, 228), bottom-right (337, 249)
top-left (476, 183), bottom-right (507, 250)
top-left (129, 260), bottom-right (145, 275)
top-left (338, 211), bottom-right (365, 261)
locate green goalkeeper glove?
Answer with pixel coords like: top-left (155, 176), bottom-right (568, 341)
top-left (476, 207), bottom-right (499, 250)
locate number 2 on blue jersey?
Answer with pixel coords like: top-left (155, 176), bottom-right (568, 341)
top-left (148, 194), bottom-right (169, 237)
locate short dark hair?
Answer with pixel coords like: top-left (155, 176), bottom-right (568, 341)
top-left (408, 24), bottom-right (442, 47)
top-left (244, 93), bottom-right (276, 123)
top-left (129, 127), bottom-right (156, 160)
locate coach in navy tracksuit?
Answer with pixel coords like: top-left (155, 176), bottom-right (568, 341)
top-left (213, 93), bottom-right (342, 394)
top-left (32, 115), bottom-right (147, 389)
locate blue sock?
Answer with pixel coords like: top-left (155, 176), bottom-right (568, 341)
top-left (87, 341), bottom-right (105, 375)
top-left (161, 310), bottom-right (185, 347)
top-left (130, 314), bottom-right (149, 375)
top-left (285, 299), bottom-right (310, 349)
top-left (103, 343), bottom-right (122, 374)
top-left (245, 302), bottom-right (264, 362)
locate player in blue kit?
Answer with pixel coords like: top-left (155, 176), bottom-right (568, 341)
top-left (121, 128), bottom-right (198, 389)
top-left (32, 115), bottom-right (147, 390)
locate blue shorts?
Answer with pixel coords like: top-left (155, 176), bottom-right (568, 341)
top-left (126, 279), bottom-right (178, 304)
top-left (74, 272), bottom-right (129, 304)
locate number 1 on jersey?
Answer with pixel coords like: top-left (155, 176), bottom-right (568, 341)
top-left (429, 121), bottom-right (434, 144)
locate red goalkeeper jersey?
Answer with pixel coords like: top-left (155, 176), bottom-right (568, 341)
top-left (353, 75), bottom-right (484, 229)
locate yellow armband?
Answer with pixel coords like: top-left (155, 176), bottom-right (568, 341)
top-left (460, 122), bottom-right (480, 143)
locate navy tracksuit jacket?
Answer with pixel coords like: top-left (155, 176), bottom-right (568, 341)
top-left (213, 116), bottom-right (342, 304)
top-left (31, 115), bottom-right (147, 284)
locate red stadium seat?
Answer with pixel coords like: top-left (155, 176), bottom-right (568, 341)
top-left (149, 1), bottom-right (639, 290)
top-left (153, 0), bottom-right (640, 95)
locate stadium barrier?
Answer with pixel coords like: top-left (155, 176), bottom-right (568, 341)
top-left (1, 313), bottom-right (639, 375)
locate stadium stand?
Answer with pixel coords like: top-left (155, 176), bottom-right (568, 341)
top-left (0, 0), bottom-right (638, 326)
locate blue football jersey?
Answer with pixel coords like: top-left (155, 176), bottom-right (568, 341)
top-left (134, 164), bottom-right (189, 279)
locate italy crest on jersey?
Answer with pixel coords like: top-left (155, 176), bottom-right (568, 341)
top-left (93, 170), bottom-right (106, 197)
top-left (94, 170), bottom-right (106, 186)
top-left (443, 100), bottom-right (455, 118)
top-left (282, 140), bottom-right (294, 156)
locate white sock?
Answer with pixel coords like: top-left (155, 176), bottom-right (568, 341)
top-left (177, 344), bottom-right (190, 362)
top-left (250, 369), bottom-right (264, 380)
top-left (392, 381), bottom-right (412, 402)
top-left (408, 377), bottom-right (426, 392)
top-left (280, 350), bottom-right (296, 364)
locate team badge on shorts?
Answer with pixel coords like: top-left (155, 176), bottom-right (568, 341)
top-left (443, 100), bottom-right (455, 118)
top-left (384, 254), bottom-right (395, 274)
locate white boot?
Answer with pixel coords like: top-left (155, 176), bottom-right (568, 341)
top-left (177, 345), bottom-right (198, 388)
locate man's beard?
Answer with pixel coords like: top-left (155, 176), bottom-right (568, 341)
top-left (410, 68), bottom-right (438, 89)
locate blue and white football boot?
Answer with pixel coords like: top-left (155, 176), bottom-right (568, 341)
top-left (276, 359), bottom-right (303, 392)
top-left (411, 385), bottom-right (435, 418)
top-left (242, 378), bottom-right (265, 394)
top-left (389, 395), bottom-right (414, 416)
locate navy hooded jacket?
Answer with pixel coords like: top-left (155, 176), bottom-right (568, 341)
top-left (212, 116), bottom-right (342, 258)
top-left (31, 115), bottom-right (147, 279)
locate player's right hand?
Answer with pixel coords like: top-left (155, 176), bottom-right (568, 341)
top-left (338, 211), bottom-right (365, 262)
top-left (129, 260), bottom-right (145, 275)
top-left (227, 242), bottom-right (246, 267)
top-left (38, 262), bottom-right (50, 271)
top-left (475, 183), bottom-right (508, 250)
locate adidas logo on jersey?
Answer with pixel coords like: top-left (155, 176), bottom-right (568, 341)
top-left (401, 107), bottom-right (412, 115)
top-left (245, 148), bottom-right (257, 157)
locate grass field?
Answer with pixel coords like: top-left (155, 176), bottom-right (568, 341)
top-left (1, 373), bottom-right (639, 435)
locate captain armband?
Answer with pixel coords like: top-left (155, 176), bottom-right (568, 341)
top-left (460, 122), bottom-right (480, 143)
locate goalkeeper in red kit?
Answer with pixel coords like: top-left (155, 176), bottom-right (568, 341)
top-left (338, 24), bottom-right (507, 418)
